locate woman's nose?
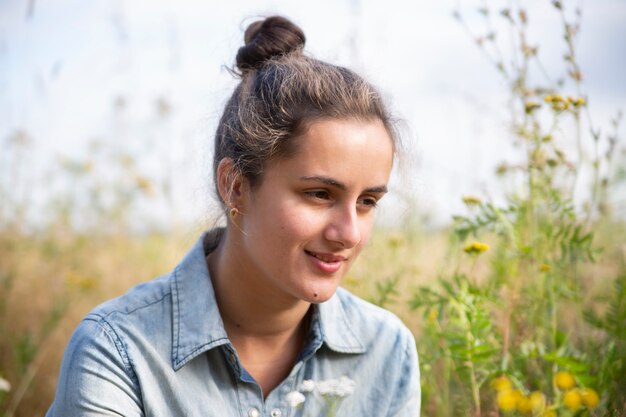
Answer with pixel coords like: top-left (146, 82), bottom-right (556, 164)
top-left (324, 205), bottom-right (362, 249)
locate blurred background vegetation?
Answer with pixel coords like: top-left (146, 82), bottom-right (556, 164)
top-left (1, 0), bottom-right (625, 416)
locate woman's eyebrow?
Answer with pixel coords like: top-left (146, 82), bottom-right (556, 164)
top-left (299, 175), bottom-right (388, 194)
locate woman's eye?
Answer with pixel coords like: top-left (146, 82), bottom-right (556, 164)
top-left (359, 197), bottom-right (379, 209)
top-left (306, 190), bottom-right (330, 200)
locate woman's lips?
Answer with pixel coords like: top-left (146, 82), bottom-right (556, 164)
top-left (305, 250), bottom-right (346, 274)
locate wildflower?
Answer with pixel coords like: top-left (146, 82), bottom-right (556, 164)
top-left (566, 96), bottom-right (586, 108)
top-left (580, 388), bottom-right (599, 409)
top-left (496, 163), bottom-right (508, 175)
top-left (491, 375), bottom-right (512, 392)
top-left (135, 175), bottom-right (156, 196)
top-left (285, 390), bottom-right (305, 407)
top-left (563, 389), bottom-right (582, 411)
top-left (517, 395), bottom-right (533, 414)
top-left (569, 70), bottom-right (583, 81)
top-left (543, 94), bottom-right (571, 111)
top-left (427, 307), bottom-right (438, 323)
top-left (531, 149), bottom-right (547, 167)
top-left (529, 391), bottom-right (546, 412)
top-left (0, 377), bottom-right (11, 392)
top-left (519, 9), bottom-right (527, 24)
top-left (555, 371), bottom-right (576, 390)
top-left (497, 389), bottom-right (523, 412)
top-left (464, 241), bottom-right (490, 254)
top-left (316, 376), bottom-right (356, 398)
top-left (299, 379), bottom-right (315, 393)
top-left (462, 195), bottom-right (482, 206)
top-left (525, 101), bottom-right (541, 114)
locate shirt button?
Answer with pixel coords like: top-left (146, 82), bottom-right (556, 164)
top-left (248, 408), bottom-right (260, 417)
top-left (270, 409), bottom-right (282, 417)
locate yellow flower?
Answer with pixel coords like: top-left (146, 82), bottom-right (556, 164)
top-left (563, 389), bottom-right (582, 411)
top-left (491, 376), bottom-right (512, 392)
top-left (542, 410), bottom-right (556, 417)
top-left (464, 241), bottom-right (490, 254)
top-left (525, 101), bottom-right (541, 114)
top-left (517, 396), bottom-right (533, 414)
top-left (529, 391), bottom-right (546, 412)
top-left (539, 264), bottom-right (551, 273)
top-left (580, 388), bottom-right (599, 409)
top-left (554, 371), bottom-right (576, 390)
top-left (564, 95), bottom-right (586, 107)
top-left (496, 163), bottom-right (508, 175)
top-left (497, 389), bottom-right (523, 412)
top-left (135, 175), bottom-right (156, 196)
top-left (427, 307), bottom-right (438, 323)
top-left (462, 195), bottom-right (482, 206)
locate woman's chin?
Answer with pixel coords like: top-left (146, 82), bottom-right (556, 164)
top-left (299, 284), bottom-right (339, 304)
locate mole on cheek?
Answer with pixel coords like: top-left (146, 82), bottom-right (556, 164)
top-left (313, 292), bottom-right (318, 298)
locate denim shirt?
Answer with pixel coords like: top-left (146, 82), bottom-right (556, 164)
top-left (47, 230), bottom-right (420, 417)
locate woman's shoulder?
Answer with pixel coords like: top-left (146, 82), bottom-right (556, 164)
top-left (86, 273), bottom-right (173, 325)
top-left (328, 287), bottom-right (414, 349)
top-left (335, 287), bottom-right (407, 326)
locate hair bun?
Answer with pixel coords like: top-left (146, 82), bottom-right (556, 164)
top-left (236, 16), bottom-right (306, 72)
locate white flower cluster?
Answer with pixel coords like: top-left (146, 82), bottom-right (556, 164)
top-left (314, 376), bottom-right (356, 398)
top-left (285, 390), bottom-right (306, 407)
top-left (285, 376), bottom-right (356, 409)
top-left (0, 377), bottom-right (11, 392)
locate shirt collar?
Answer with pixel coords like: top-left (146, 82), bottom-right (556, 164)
top-left (170, 230), bottom-right (366, 370)
top-left (317, 290), bottom-right (367, 354)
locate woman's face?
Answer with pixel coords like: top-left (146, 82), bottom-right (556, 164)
top-left (235, 117), bottom-right (394, 304)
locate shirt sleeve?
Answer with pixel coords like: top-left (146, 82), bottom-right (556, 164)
top-left (386, 327), bottom-right (421, 417)
top-left (46, 317), bottom-right (144, 417)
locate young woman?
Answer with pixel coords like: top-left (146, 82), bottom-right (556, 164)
top-left (47, 15), bottom-right (420, 417)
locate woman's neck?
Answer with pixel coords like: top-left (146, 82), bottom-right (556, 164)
top-left (206, 230), bottom-right (311, 336)
top-left (205, 229), bottom-right (311, 397)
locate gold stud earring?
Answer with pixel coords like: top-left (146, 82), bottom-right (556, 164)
top-left (229, 207), bottom-right (239, 218)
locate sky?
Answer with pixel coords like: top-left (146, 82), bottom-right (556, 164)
top-left (1, 0), bottom-right (625, 229)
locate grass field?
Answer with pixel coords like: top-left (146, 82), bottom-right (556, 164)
top-left (1, 219), bottom-right (625, 416)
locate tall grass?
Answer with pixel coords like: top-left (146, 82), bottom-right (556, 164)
top-left (407, 1), bottom-right (626, 416)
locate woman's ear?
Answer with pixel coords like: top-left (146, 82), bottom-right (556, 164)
top-left (216, 158), bottom-right (246, 208)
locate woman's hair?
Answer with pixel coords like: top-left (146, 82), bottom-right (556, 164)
top-left (213, 15), bottom-right (396, 204)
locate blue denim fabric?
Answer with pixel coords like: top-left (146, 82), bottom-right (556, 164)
top-left (47, 231), bottom-right (420, 416)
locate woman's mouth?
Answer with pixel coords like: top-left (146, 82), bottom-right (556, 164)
top-left (305, 250), bottom-right (346, 274)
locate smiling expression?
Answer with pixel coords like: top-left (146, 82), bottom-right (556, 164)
top-left (234, 117), bottom-right (394, 304)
